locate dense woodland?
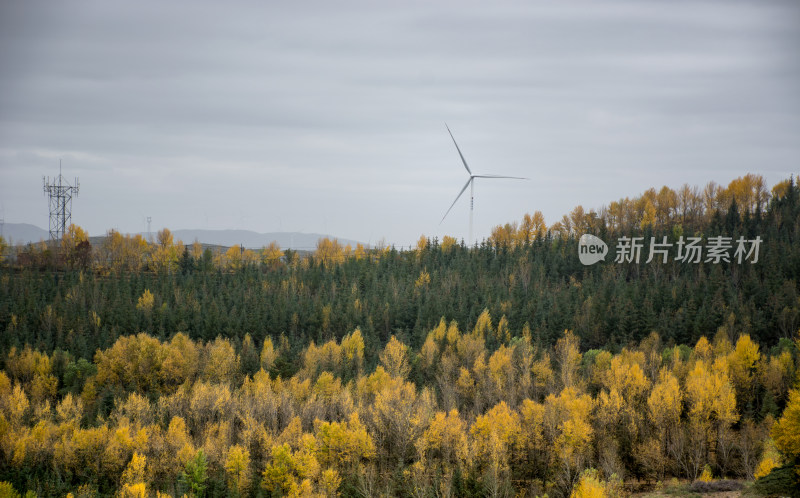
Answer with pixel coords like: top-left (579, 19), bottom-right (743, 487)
top-left (0, 174), bottom-right (799, 497)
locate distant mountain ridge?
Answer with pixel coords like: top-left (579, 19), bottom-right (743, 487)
top-left (165, 229), bottom-right (362, 250)
top-left (1, 223), bottom-right (362, 250)
top-left (1, 223), bottom-right (48, 243)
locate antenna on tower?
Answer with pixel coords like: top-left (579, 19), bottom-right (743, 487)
top-left (43, 159), bottom-right (80, 245)
top-left (147, 217), bottom-right (152, 242)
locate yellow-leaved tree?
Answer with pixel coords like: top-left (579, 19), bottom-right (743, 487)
top-left (754, 438), bottom-right (782, 480)
top-left (555, 330), bottom-right (582, 390)
top-left (440, 235), bottom-right (458, 253)
top-left (0, 235), bottom-right (8, 263)
top-left (683, 358), bottom-right (738, 479)
top-left (315, 412), bottom-right (375, 473)
top-left (119, 452), bottom-right (148, 497)
top-left (202, 337), bottom-right (240, 385)
top-left (5, 346), bottom-right (58, 404)
top-left (570, 468), bottom-right (607, 498)
top-left (519, 211), bottom-right (547, 244)
top-left (225, 444), bottom-right (251, 496)
top-left (379, 335), bottom-right (410, 379)
top-left (261, 441), bottom-right (319, 497)
top-left (61, 223), bottom-right (91, 269)
top-left (771, 388), bottom-right (800, 475)
top-left (596, 350), bottom-right (650, 477)
top-left (368, 376), bottom-right (433, 466)
top-left (136, 289), bottom-right (155, 313)
top-left (416, 409), bottom-right (468, 473)
top-left (151, 228), bottom-right (180, 273)
top-left (315, 237), bottom-right (345, 266)
top-left (544, 386), bottom-right (595, 494)
top-left (261, 241), bottom-right (284, 269)
top-left (638, 369), bottom-right (681, 480)
top-left (260, 337), bottom-right (277, 372)
top-left (340, 328), bottom-right (365, 377)
top-left (727, 334), bottom-right (760, 412)
top-left (470, 401), bottom-right (522, 496)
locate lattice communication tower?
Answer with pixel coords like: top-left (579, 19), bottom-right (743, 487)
top-left (43, 161), bottom-right (80, 243)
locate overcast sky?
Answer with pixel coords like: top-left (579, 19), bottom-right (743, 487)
top-left (1, 1), bottom-right (798, 248)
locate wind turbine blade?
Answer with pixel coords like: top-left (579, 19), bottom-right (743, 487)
top-left (445, 123), bottom-right (472, 175)
top-left (472, 175), bottom-right (528, 180)
top-left (440, 178), bottom-right (472, 224)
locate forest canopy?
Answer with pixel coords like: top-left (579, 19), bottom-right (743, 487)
top-left (0, 173), bottom-right (799, 496)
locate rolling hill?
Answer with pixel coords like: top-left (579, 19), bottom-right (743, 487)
top-left (1, 223), bottom-right (362, 250)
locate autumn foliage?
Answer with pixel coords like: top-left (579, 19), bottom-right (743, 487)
top-left (0, 325), bottom-right (797, 496)
top-left (1, 174), bottom-right (800, 495)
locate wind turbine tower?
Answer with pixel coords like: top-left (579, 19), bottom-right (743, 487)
top-left (440, 124), bottom-right (527, 245)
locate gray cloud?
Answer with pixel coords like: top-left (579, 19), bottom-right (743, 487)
top-left (1, 0), bottom-right (798, 247)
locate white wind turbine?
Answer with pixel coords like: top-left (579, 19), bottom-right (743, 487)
top-left (440, 124), bottom-right (528, 245)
